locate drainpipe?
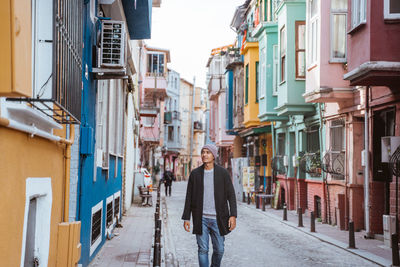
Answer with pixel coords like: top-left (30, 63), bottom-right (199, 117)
top-left (318, 103), bottom-right (330, 224)
top-left (364, 86), bottom-right (372, 237)
top-left (60, 125), bottom-right (75, 222)
top-left (271, 122), bottom-right (276, 186)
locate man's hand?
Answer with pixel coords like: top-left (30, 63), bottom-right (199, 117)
top-left (183, 221), bottom-right (191, 232)
top-left (228, 216), bottom-right (236, 231)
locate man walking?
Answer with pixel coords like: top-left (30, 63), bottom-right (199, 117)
top-left (182, 144), bottom-right (237, 267)
top-left (163, 167), bottom-right (174, 196)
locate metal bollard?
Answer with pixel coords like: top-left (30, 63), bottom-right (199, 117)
top-left (392, 234), bottom-right (400, 266)
top-left (262, 198), bottom-right (266, 211)
top-left (256, 195), bottom-right (260, 209)
top-left (348, 221), bottom-right (356, 249)
top-left (283, 203), bottom-right (287, 221)
top-left (243, 192), bottom-right (246, 203)
top-left (247, 193), bottom-right (250, 205)
top-left (298, 207), bottom-right (303, 227)
top-left (153, 242), bottom-right (161, 267)
top-left (310, 211), bottom-right (315, 232)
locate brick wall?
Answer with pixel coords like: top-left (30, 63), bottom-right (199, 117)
top-left (277, 175), bottom-right (295, 210)
top-left (306, 180), bottom-right (326, 221)
top-left (370, 181), bottom-right (384, 234)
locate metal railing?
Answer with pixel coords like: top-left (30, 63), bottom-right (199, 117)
top-left (322, 151), bottom-right (345, 179)
top-left (299, 152), bottom-right (322, 177)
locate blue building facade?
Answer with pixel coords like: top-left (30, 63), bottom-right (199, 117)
top-left (77, 1), bottom-right (152, 266)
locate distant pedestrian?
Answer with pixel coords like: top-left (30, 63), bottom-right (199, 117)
top-left (182, 144), bottom-right (237, 267)
top-left (163, 167), bottom-right (174, 196)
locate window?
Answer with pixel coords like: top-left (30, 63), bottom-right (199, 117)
top-left (329, 119), bottom-right (345, 180)
top-left (114, 196), bottom-right (120, 219)
top-left (307, 125), bottom-right (320, 153)
top-left (295, 21), bottom-right (306, 79)
top-left (260, 48), bottom-right (266, 99)
top-left (384, 0), bottom-right (400, 19)
top-left (351, 0), bottom-right (366, 28)
top-left (308, 0), bottom-right (319, 66)
top-left (331, 0), bottom-right (347, 62)
top-left (90, 201), bottom-right (103, 255)
top-left (142, 117), bottom-right (154, 127)
top-left (273, 45), bottom-right (279, 95)
top-left (96, 80), bottom-right (125, 171)
top-left (245, 64), bottom-right (249, 104)
top-left (106, 198), bottom-right (113, 227)
top-left (280, 26), bottom-right (286, 82)
top-left (147, 53), bottom-right (165, 75)
top-left (256, 61), bottom-right (259, 102)
top-left (168, 126), bottom-right (174, 141)
top-left (277, 133), bottom-right (286, 156)
top-left (330, 120), bottom-right (345, 151)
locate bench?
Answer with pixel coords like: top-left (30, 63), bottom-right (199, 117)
top-left (138, 186), bottom-right (153, 207)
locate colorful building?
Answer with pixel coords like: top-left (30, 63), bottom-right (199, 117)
top-left (178, 78), bottom-right (194, 180)
top-left (206, 46), bottom-right (235, 172)
top-left (164, 69), bottom-right (182, 176)
top-left (343, 0), bottom-right (400, 236)
top-left (77, 0), bottom-right (153, 265)
top-left (0, 0), bottom-right (82, 265)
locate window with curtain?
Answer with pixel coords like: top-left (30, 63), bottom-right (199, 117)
top-left (331, 0), bottom-right (347, 62)
top-left (351, 0), bottom-right (366, 28)
top-left (273, 45), bottom-right (279, 95)
top-left (245, 64), bottom-right (249, 104)
top-left (308, 0), bottom-right (319, 66)
top-left (280, 26), bottom-right (286, 82)
top-left (260, 48), bottom-right (266, 98)
top-left (384, 0), bottom-right (400, 19)
top-left (256, 61), bottom-right (259, 102)
top-left (295, 21), bottom-right (306, 79)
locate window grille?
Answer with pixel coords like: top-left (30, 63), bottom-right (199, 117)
top-left (91, 209), bottom-right (102, 245)
top-left (106, 201), bottom-right (113, 226)
top-left (114, 197), bottom-right (120, 218)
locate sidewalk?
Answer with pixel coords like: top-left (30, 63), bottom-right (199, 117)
top-left (240, 200), bottom-right (393, 267)
top-left (89, 196), bottom-right (156, 267)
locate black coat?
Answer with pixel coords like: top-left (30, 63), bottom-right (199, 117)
top-left (182, 164), bottom-right (237, 236)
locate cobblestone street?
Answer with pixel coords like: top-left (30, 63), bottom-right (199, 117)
top-left (163, 181), bottom-right (379, 267)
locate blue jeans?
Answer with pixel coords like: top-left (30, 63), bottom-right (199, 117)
top-left (196, 217), bottom-right (225, 267)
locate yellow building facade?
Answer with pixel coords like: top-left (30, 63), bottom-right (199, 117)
top-left (0, 1), bottom-right (80, 266)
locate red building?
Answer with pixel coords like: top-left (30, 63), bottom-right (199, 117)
top-left (344, 0), bottom-right (400, 235)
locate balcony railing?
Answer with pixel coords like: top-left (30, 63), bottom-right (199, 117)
top-left (322, 151), bottom-right (345, 179)
top-left (299, 152), bottom-right (322, 177)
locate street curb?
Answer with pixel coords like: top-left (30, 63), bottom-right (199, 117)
top-left (240, 203), bottom-right (391, 267)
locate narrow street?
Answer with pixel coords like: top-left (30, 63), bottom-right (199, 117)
top-left (164, 181), bottom-right (378, 267)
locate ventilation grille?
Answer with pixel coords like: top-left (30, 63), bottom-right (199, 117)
top-left (100, 20), bottom-right (125, 68)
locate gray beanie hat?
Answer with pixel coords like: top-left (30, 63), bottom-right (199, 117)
top-left (202, 144), bottom-right (218, 160)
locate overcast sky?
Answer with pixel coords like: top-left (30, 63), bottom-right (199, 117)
top-left (147, 0), bottom-right (244, 88)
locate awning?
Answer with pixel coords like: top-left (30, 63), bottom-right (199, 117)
top-left (122, 0), bottom-right (152, 40)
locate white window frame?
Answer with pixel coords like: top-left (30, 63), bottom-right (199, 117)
top-left (308, 0), bottom-right (319, 68)
top-left (260, 47), bottom-right (266, 99)
top-left (147, 52), bottom-right (165, 75)
top-left (114, 191), bottom-right (121, 221)
top-left (90, 200), bottom-right (103, 256)
top-left (330, 1), bottom-right (348, 62)
top-left (105, 195), bottom-right (114, 233)
top-left (20, 178), bottom-right (52, 267)
top-left (279, 25), bottom-right (286, 83)
top-left (272, 45), bottom-right (279, 96)
top-left (384, 0), bottom-right (400, 20)
top-left (351, 0), bottom-right (366, 29)
top-left (96, 80), bottom-right (110, 171)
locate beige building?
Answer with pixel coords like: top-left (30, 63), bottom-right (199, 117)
top-left (177, 78), bottom-right (194, 180)
top-left (192, 86), bottom-right (207, 169)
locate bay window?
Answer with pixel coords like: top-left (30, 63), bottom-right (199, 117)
top-left (280, 26), bottom-right (286, 83)
top-left (384, 0), bottom-right (400, 20)
top-left (295, 21), bottom-right (306, 79)
top-left (308, 0), bottom-right (319, 66)
top-left (260, 48), bottom-right (266, 99)
top-left (273, 45), bottom-right (278, 95)
top-left (351, 0), bottom-right (366, 28)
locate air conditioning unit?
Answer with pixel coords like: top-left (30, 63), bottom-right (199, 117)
top-left (99, 20), bottom-right (126, 69)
